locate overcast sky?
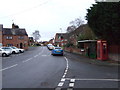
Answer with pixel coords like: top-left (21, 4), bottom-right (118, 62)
top-left (0, 0), bottom-right (96, 41)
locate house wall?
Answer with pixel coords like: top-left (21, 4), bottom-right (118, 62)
top-left (2, 35), bottom-right (28, 50)
top-left (0, 25), bottom-right (3, 46)
top-left (108, 44), bottom-right (120, 62)
top-left (0, 31), bottom-right (2, 45)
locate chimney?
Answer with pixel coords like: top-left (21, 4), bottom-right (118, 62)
top-left (12, 23), bottom-right (19, 29)
top-left (0, 24), bottom-right (3, 31)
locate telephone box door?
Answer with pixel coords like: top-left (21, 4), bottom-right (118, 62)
top-left (97, 40), bottom-right (108, 60)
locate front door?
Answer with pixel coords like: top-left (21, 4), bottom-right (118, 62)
top-left (20, 43), bottom-right (23, 49)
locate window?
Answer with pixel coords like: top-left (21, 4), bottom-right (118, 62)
top-left (7, 44), bottom-right (13, 47)
top-left (18, 36), bottom-right (24, 39)
top-left (6, 36), bottom-right (13, 39)
top-left (24, 44), bottom-right (26, 47)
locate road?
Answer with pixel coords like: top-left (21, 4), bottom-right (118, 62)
top-left (1, 46), bottom-right (119, 89)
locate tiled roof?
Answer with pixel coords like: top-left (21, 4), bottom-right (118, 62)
top-left (3, 28), bottom-right (28, 36)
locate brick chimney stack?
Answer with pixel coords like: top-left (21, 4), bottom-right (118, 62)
top-left (0, 24), bottom-right (3, 31)
top-left (12, 23), bottom-right (19, 29)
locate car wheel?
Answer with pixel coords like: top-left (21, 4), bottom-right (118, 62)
top-left (2, 53), bottom-right (7, 57)
top-left (12, 51), bottom-right (16, 54)
top-left (19, 50), bottom-right (22, 53)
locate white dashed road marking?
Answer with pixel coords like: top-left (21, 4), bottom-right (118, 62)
top-left (55, 57), bottom-right (69, 90)
top-left (57, 82), bottom-right (64, 87)
top-left (23, 46), bottom-right (44, 63)
top-left (0, 64), bottom-right (18, 71)
top-left (61, 78), bottom-right (66, 82)
top-left (69, 83), bottom-right (75, 87)
top-left (22, 58), bottom-right (33, 63)
top-left (65, 78), bottom-right (120, 81)
top-left (70, 79), bottom-right (75, 82)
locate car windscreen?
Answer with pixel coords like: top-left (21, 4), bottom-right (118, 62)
top-left (2, 47), bottom-right (11, 49)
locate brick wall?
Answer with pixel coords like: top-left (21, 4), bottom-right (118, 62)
top-left (0, 31), bottom-right (2, 44)
top-left (2, 35), bottom-right (28, 50)
top-left (64, 47), bottom-right (82, 54)
top-left (108, 44), bottom-right (120, 62)
top-left (0, 25), bottom-right (3, 45)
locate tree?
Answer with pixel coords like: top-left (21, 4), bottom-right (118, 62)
top-left (86, 2), bottom-right (120, 44)
top-left (66, 17), bottom-right (84, 33)
top-left (70, 17), bottom-right (84, 28)
top-left (32, 30), bottom-right (41, 42)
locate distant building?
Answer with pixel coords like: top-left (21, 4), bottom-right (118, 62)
top-left (28, 37), bottom-right (35, 46)
top-left (1, 23), bottom-right (29, 50)
top-left (49, 38), bottom-right (54, 45)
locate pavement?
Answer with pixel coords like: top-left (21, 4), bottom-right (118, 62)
top-left (64, 51), bottom-right (120, 66)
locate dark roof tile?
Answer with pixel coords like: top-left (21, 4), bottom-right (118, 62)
top-left (3, 28), bottom-right (28, 36)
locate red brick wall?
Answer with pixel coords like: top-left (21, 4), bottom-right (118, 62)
top-left (108, 44), bottom-right (120, 61)
top-left (2, 35), bottom-right (28, 50)
top-left (64, 47), bottom-right (81, 54)
top-left (0, 31), bottom-right (2, 44)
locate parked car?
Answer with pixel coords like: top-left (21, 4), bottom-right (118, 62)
top-left (1, 47), bottom-right (19, 54)
top-left (10, 46), bottom-right (24, 53)
top-left (47, 44), bottom-right (54, 50)
top-left (0, 47), bottom-right (12, 53)
top-left (0, 48), bottom-right (11, 57)
top-left (51, 47), bottom-right (63, 56)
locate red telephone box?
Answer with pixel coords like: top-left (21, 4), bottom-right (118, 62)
top-left (97, 40), bottom-right (108, 60)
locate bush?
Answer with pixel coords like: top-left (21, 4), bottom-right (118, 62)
top-left (64, 43), bottom-right (74, 47)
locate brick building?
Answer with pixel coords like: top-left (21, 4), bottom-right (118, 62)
top-left (54, 33), bottom-right (67, 47)
top-left (0, 25), bottom-right (2, 47)
top-left (1, 24), bottom-right (29, 50)
top-left (28, 37), bottom-right (35, 46)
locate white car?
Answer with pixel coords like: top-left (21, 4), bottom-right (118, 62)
top-left (47, 44), bottom-right (54, 50)
top-left (1, 47), bottom-right (19, 54)
top-left (0, 48), bottom-right (11, 57)
top-left (10, 46), bottom-right (24, 53)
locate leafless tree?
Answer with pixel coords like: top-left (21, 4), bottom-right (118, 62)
top-left (32, 30), bottom-right (41, 42)
top-left (70, 17), bottom-right (84, 28)
top-left (67, 17), bottom-right (84, 33)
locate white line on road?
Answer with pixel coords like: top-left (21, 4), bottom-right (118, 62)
top-left (56, 57), bottom-right (69, 88)
top-left (65, 78), bottom-right (120, 81)
top-left (58, 82), bottom-right (64, 87)
top-left (70, 79), bottom-right (75, 83)
top-left (61, 78), bottom-right (66, 82)
top-left (22, 58), bottom-right (33, 63)
top-left (38, 47), bottom-right (44, 55)
top-left (69, 83), bottom-right (75, 87)
top-left (34, 55), bottom-right (39, 58)
top-left (23, 46), bottom-right (44, 63)
top-left (0, 64), bottom-right (18, 71)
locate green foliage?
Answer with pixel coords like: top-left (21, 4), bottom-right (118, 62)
top-left (64, 43), bottom-right (74, 47)
top-left (86, 2), bottom-right (120, 44)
